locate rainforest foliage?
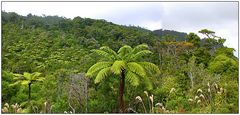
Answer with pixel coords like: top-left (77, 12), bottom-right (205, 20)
top-left (1, 11), bottom-right (239, 113)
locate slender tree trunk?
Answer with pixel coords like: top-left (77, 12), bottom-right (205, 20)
top-left (28, 83), bottom-right (31, 103)
top-left (119, 70), bottom-right (125, 113)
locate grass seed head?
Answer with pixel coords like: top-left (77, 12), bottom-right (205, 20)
top-left (2, 107), bottom-right (8, 113)
top-left (188, 98), bottom-right (193, 102)
top-left (149, 95), bottom-right (154, 104)
top-left (199, 94), bottom-right (205, 99)
top-left (136, 96), bottom-right (143, 102)
top-left (197, 89), bottom-right (203, 93)
top-left (197, 100), bottom-right (201, 104)
top-left (155, 103), bottom-right (163, 107)
top-left (17, 108), bottom-right (22, 113)
top-left (144, 91), bottom-right (148, 97)
top-left (214, 83), bottom-right (218, 89)
top-left (208, 88), bottom-right (211, 92)
top-left (4, 103), bottom-right (9, 108)
top-left (195, 96), bottom-right (199, 100)
top-left (170, 88), bottom-right (176, 93)
top-left (220, 88), bottom-right (224, 93)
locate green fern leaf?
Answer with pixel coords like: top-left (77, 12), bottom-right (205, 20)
top-left (138, 62), bottom-right (160, 74)
top-left (32, 72), bottom-right (42, 80)
top-left (86, 62), bottom-right (113, 77)
top-left (94, 67), bottom-right (111, 84)
top-left (23, 72), bottom-right (31, 80)
top-left (117, 45), bottom-right (132, 58)
top-left (111, 60), bottom-right (126, 75)
top-left (130, 50), bottom-right (152, 61)
top-left (143, 77), bottom-right (153, 90)
top-left (21, 80), bottom-right (30, 85)
top-left (127, 62), bottom-right (146, 77)
top-left (132, 44), bottom-right (149, 53)
top-left (125, 71), bottom-right (139, 86)
top-left (100, 46), bottom-right (117, 57)
top-left (9, 81), bottom-right (21, 86)
top-left (36, 77), bottom-right (45, 82)
top-left (92, 49), bottom-right (114, 60)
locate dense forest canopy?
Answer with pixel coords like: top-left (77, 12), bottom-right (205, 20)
top-left (1, 11), bottom-right (238, 113)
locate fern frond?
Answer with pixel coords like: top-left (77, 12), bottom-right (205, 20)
top-left (127, 62), bottom-right (146, 77)
top-left (111, 60), bottom-right (126, 75)
top-left (9, 81), bottom-right (21, 86)
top-left (125, 71), bottom-right (139, 86)
top-left (23, 72), bottom-right (31, 80)
top-left (138, 62), bottom-right (160, 74)
top-left (21, 80), bottom-right (30, 85)
top-left (132, 44), bottom-right (149, 53)
top-left (92, 49), bottom-right (115, 60)
top-left (117, 45), bottom-right (132, 58)
top-left (13, 74), bottom-right (23, 80)
top-left (100, 46), bottom-right (117, 57)
top-left (86, 62), bottom-right (113, 77)
top-left (36, 77), bottom-right (45, 82)
top-left (13, 73), bottom-right (22, 77)
top-left (130, 50), bottom-right (152, 61)
top-left (143, 77), bottom-right (153, 90)
top-left (94, 67), bottom-right (111, 84)
top-left (32, 72), bottom-right (42, 80)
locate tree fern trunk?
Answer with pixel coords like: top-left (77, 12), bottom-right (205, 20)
top-left (119, 70), bottom-right (125, 113)
top-left (28, 83), bottom-right (31, 103)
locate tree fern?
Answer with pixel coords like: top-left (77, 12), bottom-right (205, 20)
top-left (87, 44), bottom-right (160, 112)
top-left (9, 72), bottom-right (44, 102)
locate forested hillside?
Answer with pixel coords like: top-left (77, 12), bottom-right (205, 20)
top-left (2, 11), bottom-right (239, 113)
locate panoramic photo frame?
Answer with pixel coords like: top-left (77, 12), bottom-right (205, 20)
top-left (1, 1), bottom-right (239, 114)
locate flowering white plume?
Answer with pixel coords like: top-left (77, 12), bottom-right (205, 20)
top-left (199, 94), bottom-right (205, 99)
top-left (144, 91), bottom-right (148, 97)
top-left (188, 98), bottom-right (193, 102)
top-left (170, 88), bottom-right (176, 93)
top-left (208, 88), bottom-right (211, 92)
top-left (220, 88), bottom-right (224, 93)
top-left (149, 94), bottom-right (154, 104)
top-left (17, 108), bottom-right (22, 113)
top-left (195, 96), bottom-right (199, 100)
top-left (197, 100), bottom-right (201, 104)
top-left (197, 89), bottom-right (203, 93)
top-left (4, 103), bottom-right (9, 108)
top-left (155, 103), bottom-right (163, 107)
top-left (136, 96), bottom-right (143, 102)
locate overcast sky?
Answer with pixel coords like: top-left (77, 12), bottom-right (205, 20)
top-left (2, 2), bottom-right (239, 57)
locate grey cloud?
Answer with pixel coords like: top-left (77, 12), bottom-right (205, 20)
top-left (99, 3), bottom-right (165, 26)
top-left (161, 2), bottom-right (238, 30)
